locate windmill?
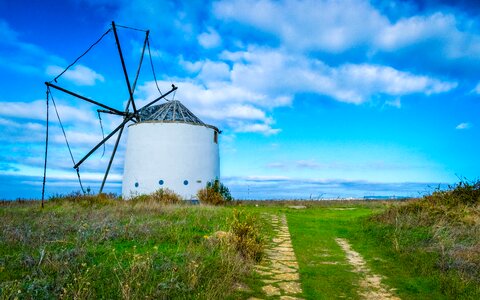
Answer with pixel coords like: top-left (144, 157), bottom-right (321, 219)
top-left (41, 21), bottom-right (221, 205)
top-left (41, 21), bottom-right (178, 205)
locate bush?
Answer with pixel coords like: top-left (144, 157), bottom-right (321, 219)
top-left (207, 180), bottom-right (233, 201)
top-left (197, 180), bottom-right (233, 205)
top-left (49, 192), bottom-right (118, 206)
top-left (150, 188), bottom-right (182, 204)
top-left (130, 188), bottom-right (181, 204)
top-left (197, 187), bottom-right (225, 205)
top-left (426, 180), bottom-right (480, 207)
top-left (230, 209), bottom-right (264, 262)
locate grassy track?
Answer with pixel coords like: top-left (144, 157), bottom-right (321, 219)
top-left (286, 207), bottom-right (377, 299)
top-left (281, 203), bottom-right (480, 299)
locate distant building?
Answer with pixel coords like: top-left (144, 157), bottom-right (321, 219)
top-left (363, 195), bottom-right (408, 200)
top-left (122, 100), bottom-right (220, 199)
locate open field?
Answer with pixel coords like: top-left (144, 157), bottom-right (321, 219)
top-left (1, 187), bottom-right (479, 299)
top-left (0, 197), bottom-right (264, 299)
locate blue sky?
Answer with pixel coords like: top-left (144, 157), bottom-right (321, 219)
top-left (0, 0), bottom-right (479, 199)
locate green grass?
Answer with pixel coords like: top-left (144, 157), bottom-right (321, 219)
top-left (2, 189), bottom-right (479, 299)
top-left (239, 198), bottom-right (479, 299)
top-left (286, 206), bottom-right (377, 299)
top-left (0, 198), bottom-right (265, 299)
top-left (363, 181), bottom-right (480, 299)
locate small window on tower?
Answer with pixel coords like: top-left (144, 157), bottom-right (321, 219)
top-left (214, 131), bottom-right (218, 144)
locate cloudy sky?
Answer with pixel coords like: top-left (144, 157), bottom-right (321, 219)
top-left (0, 0), bottom-right (479, 199)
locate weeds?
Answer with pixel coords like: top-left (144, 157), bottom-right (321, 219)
top-left (230, 210), bottom-right (264, 262)
top-left (373, 180), bottom-right (480, 285)
top-left (49, 191), bottom-right (119, 207)
top-left (130, 188), bottom-right (182, 204)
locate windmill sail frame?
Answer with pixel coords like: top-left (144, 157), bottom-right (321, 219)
top-left (42, 21), bottom-right (177, 201)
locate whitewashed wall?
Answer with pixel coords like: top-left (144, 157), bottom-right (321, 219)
top-left (122, 122), bottom-right (220, 199)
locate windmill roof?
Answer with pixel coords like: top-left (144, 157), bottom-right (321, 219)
top-left (138, 100), bottom-right (219, 132)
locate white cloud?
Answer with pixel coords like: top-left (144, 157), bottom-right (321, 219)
top-left (197, 60), bottom-right (230, 81)
top-left (235, 123), bottom-right (281, 135)
top-left (225, 104), bottom-right (266, 120)
top-left (137, 79), bottom-right (280, 108)
top-left (456, 122), bottom-right (471, 130)
top-left (51, 130), bottom-right (104, 145)
top-left (226, 48), bottom-right (456, 104)
top-left (295, 160), bottom-right (322, 169)
top-left (0, 19), bottom-right (18, 43)
top-left (214, 0), bottom-right (480, 62)
top-left (203, 104), bottom-right (267, 121)
top-left (0, 117), bottom-right (45, 131)
top-left (137, 45), bottom-right (456, 135)
top-left (214, 0), bottom-right (386, 52)
top-left (180, 59), bottom-right (231, 80)
top-left (377, 12), bottom-right (480, 59)
top-left (180, 57), bottom-right (203, 73)
top-left (244, 175), bottom-right (290, 181)
top-left (385, 98), bottom-right (401, 108)
top-left (46, 64), bottom-right (105, 86)
top-left (35, 1), bottom-right (458, 139)
top-left (0, 100), bottom-right (96, 124)
top-left (198, 27), bottom-right (222, 48)
top-left (473, 82), bottom-right (480, 94)
top-left (0, 18), bottom-right (64, 75)
top-left (334, 64), bottom-right (457, 102)
top-left (0, 163), bottom-right (122, 182)
top-left (378, 13), bottom-right (452, 51)
top-left (136, 80), bottom-right (281, 135)
top-left (0, 117), bottom-right (20, 127)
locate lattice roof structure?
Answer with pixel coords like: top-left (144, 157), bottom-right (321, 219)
top-left (138, 100), bottom-right (219, 131)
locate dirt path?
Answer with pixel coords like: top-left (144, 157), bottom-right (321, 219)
top-left (335, 238), bottom-right (400, 300)
top-left (250, 214), bottom-right (304, 300)
top-left (249, 215), bottom-right (399, 300)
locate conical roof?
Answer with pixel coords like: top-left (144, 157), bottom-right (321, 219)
top-left (139, 100), bottom-right (204, 124)
top-left (138, 100), bottom-right (219, 132)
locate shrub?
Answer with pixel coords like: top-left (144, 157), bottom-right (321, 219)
top-left (197, 187), bottom-right (224, 205)
top-left (49, 192), bottom-right (118, 206)
top-left (230, 209), bottom-right (264, 262)
top-left (426, 180), bottom-right (480, 207)
top-left (130, 188), bottom-right (181, 204)
top-left (150, 188), bottom-right (182, 204)
top-left (197, 180), bottom-right (233, 205)
top-left (207, 180), bottom-right (233, 202)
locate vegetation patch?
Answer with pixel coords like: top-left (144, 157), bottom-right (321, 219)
top-left (2, 191), bottom-right (479, 299)
top-left (369, 180), bottom-right (480, 297)
top-left (0, 194), bottom-right (265, 299)
top-left (129, 188), bottom-right (182, 204)
top-left (197, 180), bottom-right (233, 206)
top-left (230, 209), bottom-right (264, 262)
top-left (256, 197), bottom-right (480, 299)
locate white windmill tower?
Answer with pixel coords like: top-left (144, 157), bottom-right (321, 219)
top-left (122, 100), bottom-right (220, 199)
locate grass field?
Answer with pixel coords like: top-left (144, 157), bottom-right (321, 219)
top-left (0, 197), bottom-right (264, 299)
top-left (1, 186), bottom-right (479, 299)
top-left (286, 205), bottom-right (479, 299)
